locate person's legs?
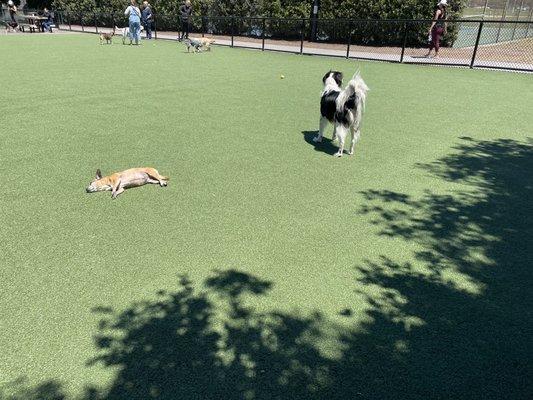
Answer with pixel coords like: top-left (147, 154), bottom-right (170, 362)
top-left (425, 28), bottom-right (436, 57)
top-left (180, 20), bottom-right (187, 40)
top-left (185, 20), bottom-right (190, 39)
top-left (128, 20), bottom-right (134, 44)
top-left (433, 27), bottom-right (444, 57)
top-left (145, 22), bottom-right (151, 39)
top-left (134, 21), bottom-right (141, 44)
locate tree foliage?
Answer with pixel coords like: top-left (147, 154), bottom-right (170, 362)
top-left (51, 0), bottom-right (466, 46)
top-left (52, 0), bottom-right (465, 19)
top-left (51, 0), bottom-right (465, 19)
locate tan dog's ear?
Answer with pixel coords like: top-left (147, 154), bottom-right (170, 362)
top-left (95, 169), bottom-right (102, 180)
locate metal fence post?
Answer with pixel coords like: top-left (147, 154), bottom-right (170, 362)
top-left (526, 8), bottom-right (533, 37)
top-left (231, 16), bottom-right (234, 47)
top-left (470, 21), bottom-right (484, 69)
top-left (512, 0), bottom-right (525, 40)
top-left (201, 16), bottom-right (206, 37)
top-left (261, 17), bottom-right (265, 51)
top-left (346, 22), bottom-right (352, 59)
top-left (496, 0), bottom-right (510, 42)
top-left (81, 13), bottom-right (84, 32)
top-left (300, 18), bottom-right (305, 54)
top-left (153, 14), bottom-right (157, 39)
top-left (399, 22), bottom-right (408, 63)
top-left (94, 12), bottom-right (98, 33)
top-left (67, 11), bottom-right (71, 31)
top-left (526, 13), bottom-right (533, 38)
top-left (482, 0), bottom-right (489, 19)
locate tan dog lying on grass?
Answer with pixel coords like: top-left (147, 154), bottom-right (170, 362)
top-left (86, 168), bottom-right (169, 199)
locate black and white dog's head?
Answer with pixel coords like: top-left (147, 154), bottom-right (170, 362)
top-left (322, 70), bottom-right (343, 93)
top-left (320, 71), bottom-right (343, 122)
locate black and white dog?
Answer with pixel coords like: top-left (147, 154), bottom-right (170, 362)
top-left (314, 70), bottom-right (369, 157)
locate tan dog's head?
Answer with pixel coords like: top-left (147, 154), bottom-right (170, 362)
top-left (86, 169), bottom-right (111, 193)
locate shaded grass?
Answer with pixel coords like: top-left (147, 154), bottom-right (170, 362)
top-left (0, 34), bottom-right (532, 398)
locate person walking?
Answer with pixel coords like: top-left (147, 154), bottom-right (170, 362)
top-left (7, 0), bottom-right (19, 31)
top-left (141, 1), bottom-right (153, 40)
top-left (178, 0), bottom-right (192, 41)
top-left (425, 0), bottom-right (448, 58)
top-left (125, 0), bottom-right (142, 45)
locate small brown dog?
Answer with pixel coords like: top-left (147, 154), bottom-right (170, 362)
top-left (86, 168), bottom-right (169, 199)
top-left (99, 29), bottom-right (115, 45)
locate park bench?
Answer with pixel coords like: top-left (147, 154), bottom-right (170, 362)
top-left (19, 22), bottom-right (38, 32)
top-left (17, 14), bottom-right (51, 32)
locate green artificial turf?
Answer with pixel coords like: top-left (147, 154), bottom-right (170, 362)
top-left (1, 34), bottom-right (532, 399)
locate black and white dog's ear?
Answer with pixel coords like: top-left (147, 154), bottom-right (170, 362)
top-left (333, 71), bottom-right (343, 86)
top-left (322, 70), bottom-right (332, 84)
top-left (95, 169), bottom-right (102, 180)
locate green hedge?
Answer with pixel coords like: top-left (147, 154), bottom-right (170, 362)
top-left (53, 0), bottom-right (467, 47)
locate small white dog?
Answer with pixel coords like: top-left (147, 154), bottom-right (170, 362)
top-left (117, 25), bottom-right (144, 45)
top-left (314, 70), bottom-right (369, 157)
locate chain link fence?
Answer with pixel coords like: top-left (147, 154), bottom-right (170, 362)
top-left (463, 0), bottom-right (533, 20)
top-left (51, 11), bottom-right (533, 72)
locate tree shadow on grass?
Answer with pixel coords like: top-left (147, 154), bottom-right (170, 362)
top-left (0, 378), bottom-right (66, 400)
top-left (3, 138), bottom-right (531, 400)
top-left (84, 270), bottom-right (331, 400)
top-left (347, 137), bottom-right (533, 399)
top-left (302, 131), bottom-right (338, 156)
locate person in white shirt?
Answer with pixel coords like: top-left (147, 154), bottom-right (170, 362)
top-left (124, 0), bottom-right (142, 45)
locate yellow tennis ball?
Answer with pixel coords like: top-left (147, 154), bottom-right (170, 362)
top-left (280, 75), bottom-right (285, 79)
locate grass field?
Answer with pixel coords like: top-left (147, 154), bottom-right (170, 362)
top-left (1, 34), bottom-right (532, 400)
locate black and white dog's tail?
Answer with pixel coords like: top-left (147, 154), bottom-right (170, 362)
top-left (333, 71), bottom-right (369, 157)
top-left (336, 71), bottom-right (369, 118)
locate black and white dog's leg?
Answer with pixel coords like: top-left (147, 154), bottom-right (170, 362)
top-left (313, 116), bottom-right (328, 143)
top-left (348, 126), bottom-right (360, 155)
top-left (332, 125), bottom-right (337, 142)
top-left (335, 124), bottom-right (348, 157)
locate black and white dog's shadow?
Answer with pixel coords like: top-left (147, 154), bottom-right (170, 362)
top-left (302, 130), bottom-right (338, 155)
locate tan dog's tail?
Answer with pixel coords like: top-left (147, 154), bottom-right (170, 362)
top-left (145, 168), bottom-right (169, 183)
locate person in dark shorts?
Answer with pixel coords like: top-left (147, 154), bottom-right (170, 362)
top-left (178, 0), bottom-right (192, 41)
top-left (142, 1), bottom-right (153, 39)
top-left (425, 0), bottom-right (448, 58)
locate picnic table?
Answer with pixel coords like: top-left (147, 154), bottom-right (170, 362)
top-left (17, 14), bottom-right (49, 33)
